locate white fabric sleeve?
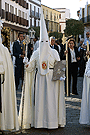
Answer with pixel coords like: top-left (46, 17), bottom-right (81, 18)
top-left (52, 49), bottom-right (60, 61)
top-left (26, 51), bottom-right (38, 73)
top-left (85, 58), bottom-right (90, 77)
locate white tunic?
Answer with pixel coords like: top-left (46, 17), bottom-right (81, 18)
top-left (19, 48), bottom-right (66, 129)
top-left (0, 44), bottom-right (19, 131)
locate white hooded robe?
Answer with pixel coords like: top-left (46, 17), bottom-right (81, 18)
top-left (79, 58), bottom-right (90, 124)
top-left (19, 8), bottom-right (66, 129)
top-left (0, 44), bottom-right (19, 131)
top-left (18, 48), bottom-right (66, 129)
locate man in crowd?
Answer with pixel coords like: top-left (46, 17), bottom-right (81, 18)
top-left (13, 32), bottom-right (25, 90)
top-left (50, 36), bottom-right (59, 54)
top-left (33, 36), bottom-right (39, 52)
top-left (83, 32), bottom-right (90, 47)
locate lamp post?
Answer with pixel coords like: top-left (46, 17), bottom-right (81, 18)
top-left (29, 28), bottom-right (35, 45)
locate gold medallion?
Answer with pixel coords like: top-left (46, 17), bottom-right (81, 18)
top-left (42, 61), bottom-right (47, 70)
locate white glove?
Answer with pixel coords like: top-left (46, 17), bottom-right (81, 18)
top-left (85, 70), bottom-right (90, 78)
top-left (23, 57), bottom-right (28, 64)
top-left (60, 76), bottom-right (66, 81)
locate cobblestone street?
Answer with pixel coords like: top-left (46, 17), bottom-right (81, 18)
top-left (1, 77), bottom-right (90, 135)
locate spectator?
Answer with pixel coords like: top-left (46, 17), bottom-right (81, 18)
top-left (65, 38), bottom-right (80, 96)
top-left (50, 37), bottom-right (59, 53)
top-left (13, 32), bottom-right (25, 90)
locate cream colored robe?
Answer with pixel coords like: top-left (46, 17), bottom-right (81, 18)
top-left (0, 44), bottom-right (19, 131)
top-left (79, 58), bottom-right (90, 124)
top-left (19, 48), bottom-right (66, 129)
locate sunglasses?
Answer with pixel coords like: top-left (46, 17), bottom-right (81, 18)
top-left (86, 34), bottom-right (89, 35)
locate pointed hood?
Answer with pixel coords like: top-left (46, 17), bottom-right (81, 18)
top-left (38, 8), bottom-right (52, 75)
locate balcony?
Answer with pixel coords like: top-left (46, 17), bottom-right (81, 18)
top-left (32, 11), bottom-right (35, 16)
top-left (80, 15), bottom-right (90, 24)
top-left (5, 11), bottom-right (11, 21)
top-left (15, 0), bottom-right (28, 9)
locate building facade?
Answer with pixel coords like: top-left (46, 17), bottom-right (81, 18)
top-left (54, 8), bottom-right (70, 33)
top-left (0, 0), bottom-right (41, 49)
top-left (41, 4), bottom-right (60, 33)
top-left (28, 0), bottom-right (41, 28)
top-left (77, 1), bottom-right (90, 38)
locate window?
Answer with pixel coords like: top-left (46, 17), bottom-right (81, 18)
top-left (5, 2), bottom-right (9, 12)
top-left (30, 4), bottom-right (32, 15)
top-left (25, 13), bottom-right (27, 19)
top-left (43, 9), bottom-right (44, 14)
top-left (82, 8), bottom-right (84, 18)
top-left (88, 6), bottom-right (90, 15)
top-left (10, 5), bottom-right (14, 14)
top-left (34, 6), bottom-right (36, 16)
top-left (0, 0), bottom-right (1, 16)
top-left (46, 10), bottom-right (48, 19)
top-left (57, 14), bottom-right (58, 19)
top-left (60, 25), bottom-right (61, 32)
top-left (15, 8), bottom-right (17, 15)
top-left (54, 13), bottom-right (56, 21)
top-left (22, 12), bottom-right (24, 18)
top-left (50, 12), bottom-right (52, 20)
top-left (0, 0), bottom-right (1, 10)
top-left (59, 14), bottom-right (61, 19)
top-left (18, 10), bottom-right (21, 17)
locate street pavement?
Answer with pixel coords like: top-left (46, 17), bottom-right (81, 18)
top-left (1, 76), bottom-right (90, 135)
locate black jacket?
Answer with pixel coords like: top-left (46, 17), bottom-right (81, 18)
top-left (13, 41), bottom-right (24, 65)
top-left (68, 46), bottom-right (79, 68)
top-left (50, 44), bottom-right (59, 54)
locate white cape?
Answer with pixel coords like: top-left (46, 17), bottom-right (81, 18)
top-left (18, 49), bottom-right (66, 129)
top-left (0, 44), bottom-right (19, 131)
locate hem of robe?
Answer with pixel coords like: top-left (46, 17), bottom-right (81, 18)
top-left (35, 121), bottom-right (59, 129)
top-left (22, 123), bottom-right (66, 129)
top-left (0, 125), bottom-right (19, 131)
top-left (58, 117), bottom-right (66, 126)
top-left (79, 120), bottom-right (90, 125)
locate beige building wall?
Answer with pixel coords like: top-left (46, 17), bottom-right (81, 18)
top-left (41, 4), bottom-right (60, 33)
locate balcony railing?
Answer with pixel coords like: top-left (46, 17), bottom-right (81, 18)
top-left (30, 11), bottom-right (40, 19)
top-left (32, 11), bottom-right (34, 16)
top-left (0, 9), bottom-right (28, 27)
top-left (15, 0), bottom-right (28, 9)
top-left (80, 15), bottom-right (90, 23)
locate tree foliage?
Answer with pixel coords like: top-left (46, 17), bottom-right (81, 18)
top-left (64, 19), bottom-right (84, 36)
top-left (49, 32), bottom-right (63, 39)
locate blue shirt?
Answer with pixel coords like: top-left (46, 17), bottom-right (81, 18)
top-left (84, 38), bottom-right (90, 45)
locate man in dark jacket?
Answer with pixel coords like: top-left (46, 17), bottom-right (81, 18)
top-left (50, 37), bottom-right (59, 54)
top-left (13, 32), bottom-right (25, 90)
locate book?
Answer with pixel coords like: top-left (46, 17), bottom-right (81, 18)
top-left (52, 60), bottom-right (66, 81)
